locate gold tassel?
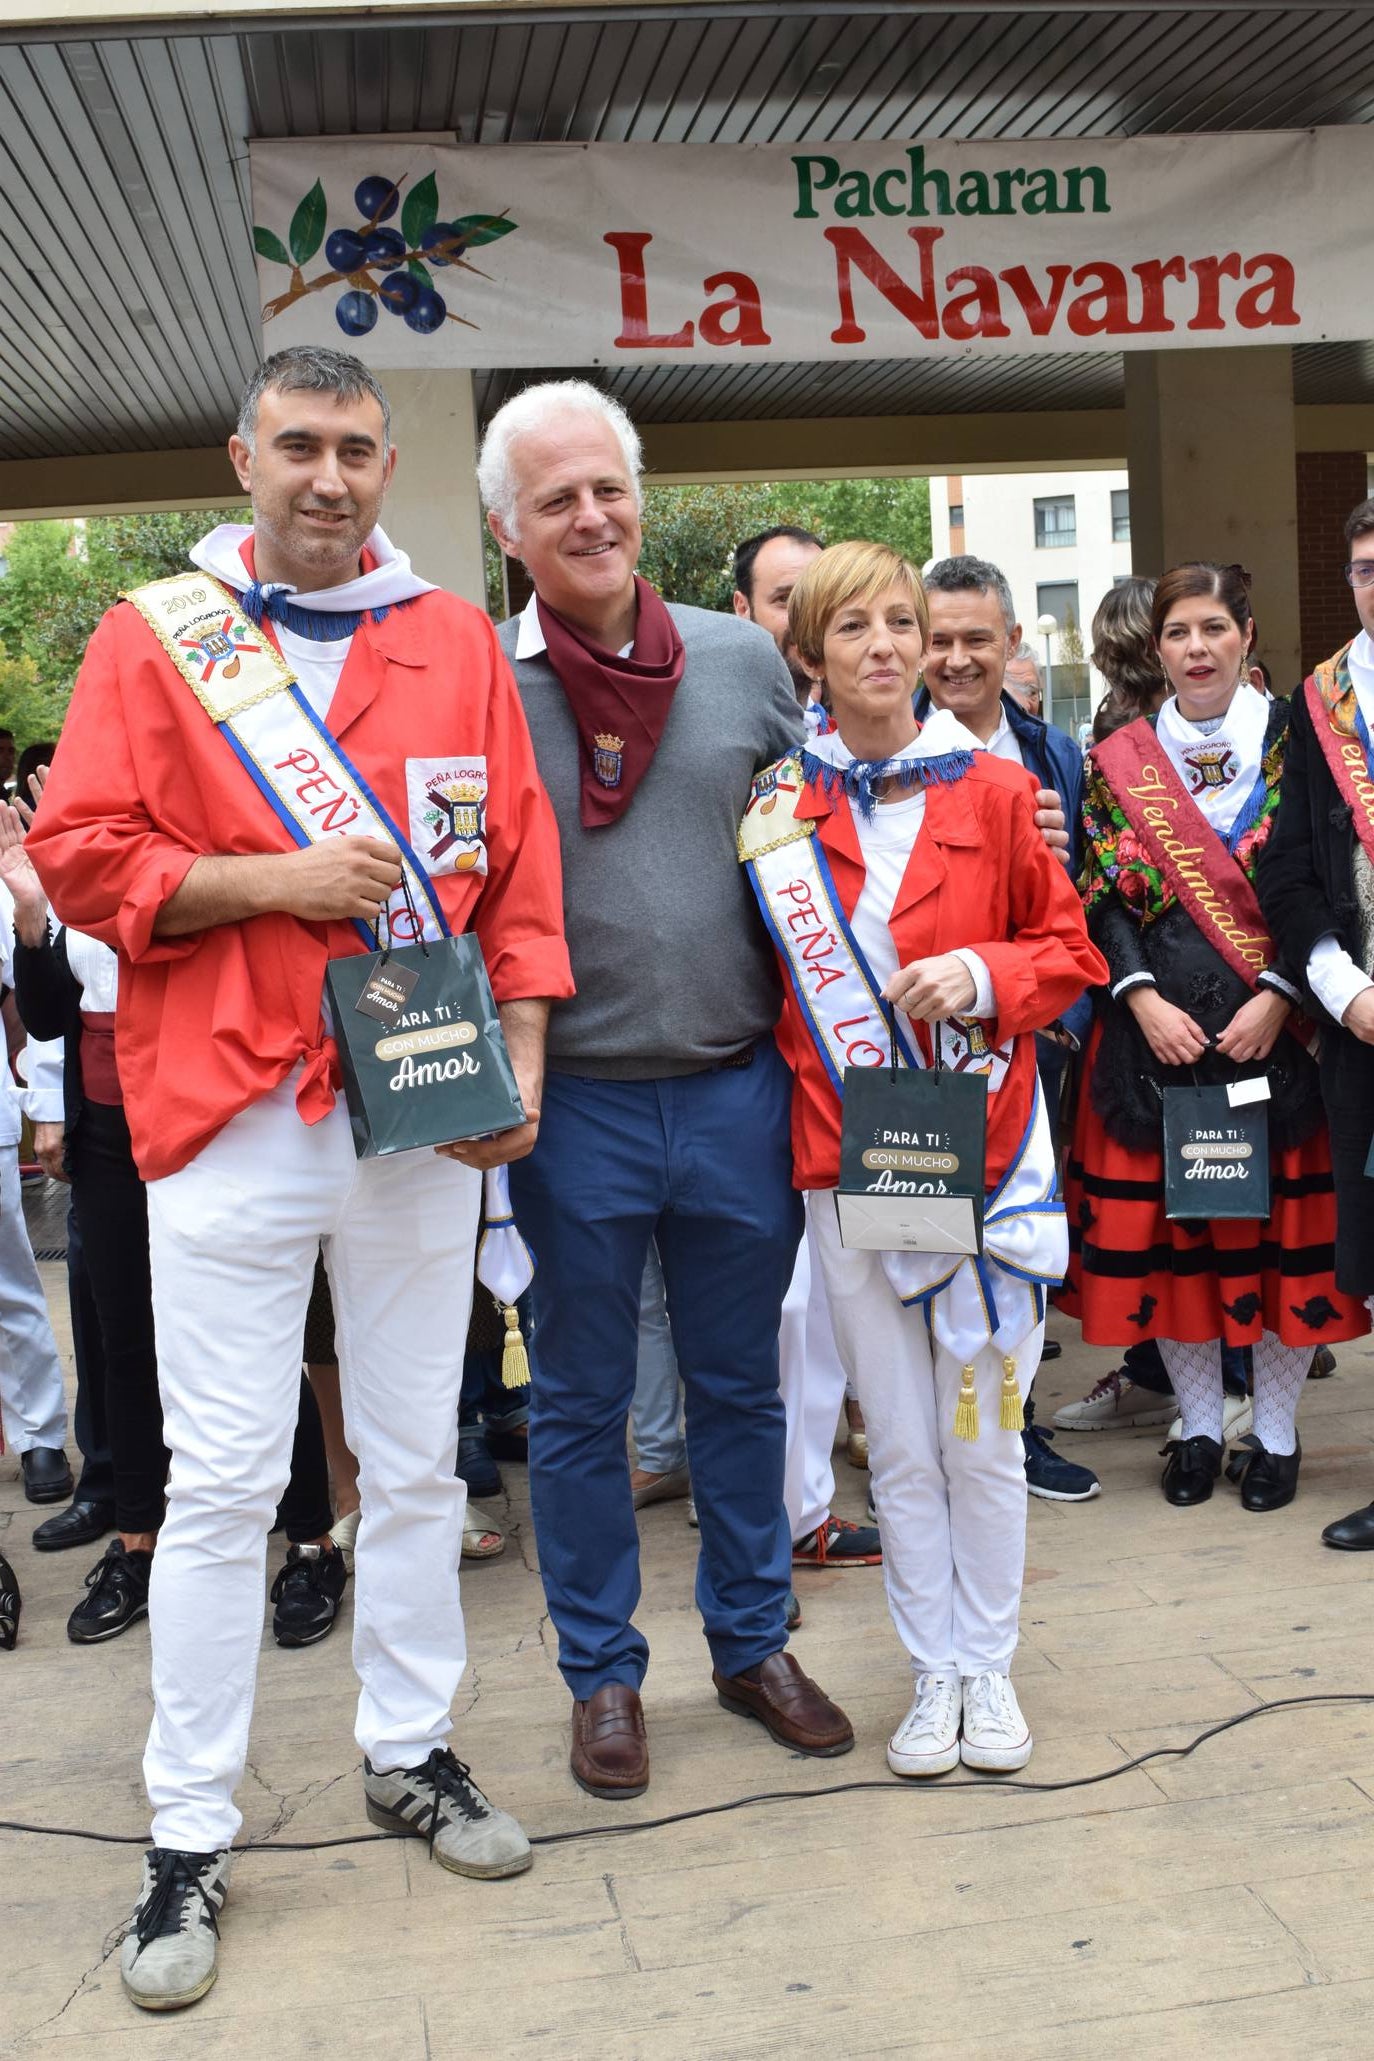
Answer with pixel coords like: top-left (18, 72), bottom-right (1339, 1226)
top-left (1000, 1353), bottom-right (1024, 1432)
top-left (953, 1364), bottom-right (980, 1442)
top-left (499, 1303), bottom-right (530, 1390)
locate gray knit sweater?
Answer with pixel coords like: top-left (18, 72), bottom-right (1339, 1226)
top-left (498, 602), bottom-right (804, 1078)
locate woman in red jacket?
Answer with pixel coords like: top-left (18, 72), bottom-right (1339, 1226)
top-left (740, 541), bottom-right (1104, 1780)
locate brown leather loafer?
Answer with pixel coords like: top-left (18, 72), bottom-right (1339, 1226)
top-left (713, 1651), bottom-right (854, 1757)
top-left (570, 1684), bottom-right (650, 1799)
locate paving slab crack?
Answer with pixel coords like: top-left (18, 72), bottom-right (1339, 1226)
top-left (602, 1870), bottom-right (642, 1974)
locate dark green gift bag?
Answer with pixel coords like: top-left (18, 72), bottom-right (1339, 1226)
top-left (835, 1016), bottom-right (988, 1256)
top-left (325, 930), bottom-right (525, 1160)
top-left (1161, 1083), bottom-right (1270, 1221)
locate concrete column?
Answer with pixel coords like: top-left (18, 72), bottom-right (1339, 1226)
top-left (381, 368), bottom-right (487, 608)
top-left (1125, 347), bottom-right (1300, 687)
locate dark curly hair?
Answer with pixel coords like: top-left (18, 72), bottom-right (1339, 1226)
top-left (1090, 576), bottom-right (1164, 741)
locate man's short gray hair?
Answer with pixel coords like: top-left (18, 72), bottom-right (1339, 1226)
top-left (1011, 640), bottom-right (1043, 681)
top-left (237, 347), bottom-right (391, 456)
top-left (924, 554), bottom-right (1017, 635)
top-left (477, 379), bottom-right (643, 538)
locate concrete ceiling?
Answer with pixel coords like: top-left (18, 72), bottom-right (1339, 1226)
top-left (1, 4), bottom-right (1372, 464)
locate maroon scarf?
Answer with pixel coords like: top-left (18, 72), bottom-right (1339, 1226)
top-left (537, 575), bottom-right (686, 827)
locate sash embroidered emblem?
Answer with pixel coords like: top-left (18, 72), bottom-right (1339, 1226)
top-left (1179, 740), bottom-right (1237, 794)
top-left (178, 615), bottom-right (262, 684)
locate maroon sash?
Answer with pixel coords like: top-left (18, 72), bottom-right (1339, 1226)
top-left (1303, 660), bottom-right (1374, 869)
top-left (1092, 719), bottom-right (1275, 988)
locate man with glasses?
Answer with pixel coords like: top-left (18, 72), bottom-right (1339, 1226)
top-left (1260, 496), bottom-right (1374, 1548)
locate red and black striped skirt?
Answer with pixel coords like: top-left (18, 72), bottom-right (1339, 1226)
top-left (1058, 1041), bottom-right (1368, 1350)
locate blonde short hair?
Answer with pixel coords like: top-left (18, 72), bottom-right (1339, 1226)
top-left (787, 540), bottom-right (929, 672)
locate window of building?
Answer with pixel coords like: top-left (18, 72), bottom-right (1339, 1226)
top-left (1036, 582), bottom-right (1081, 638)
top-left (1111, 488), bottom-right (1130, 542)
top-left (948, 502), bottom-right (964, 529)
top-left (1033, 495), bottom-right (1076, 549)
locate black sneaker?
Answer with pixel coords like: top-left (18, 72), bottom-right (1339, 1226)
top-left (1022, 1401), bottom-right (1101, 1502)
top-left (0, 1550), bottom-right (19, 1649)
top-left (270, 1541), bottom-right (348, 1647)
top-left (68, 1540), bottom-right (152, 1644)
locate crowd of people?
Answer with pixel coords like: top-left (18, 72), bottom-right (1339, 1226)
top-left (3, 346), bottom-right (1374, 2014)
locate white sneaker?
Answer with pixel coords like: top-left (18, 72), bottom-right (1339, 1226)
top-left (1052, 1371), bottom-right (1176, 1432)
top-left (959, 1672), bottom-right (1032, 1772)
top-left (887, 1670), bottom-right (962, 1777)
top-left (120, 1847), bottom-right (230, 2011)
top-left (363, 1748), bottom-right (531, 1878)
top-left (1166, 1394), bottom-right (1254, 1446)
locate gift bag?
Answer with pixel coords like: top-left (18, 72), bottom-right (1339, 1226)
top-left (326, 929), bottom-right (525, 1161)
top-left (1162, 1083), bottom-right (1270, 1221)
top-left (836, 1017), bottom-right (988, 1256)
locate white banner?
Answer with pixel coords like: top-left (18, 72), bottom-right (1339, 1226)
top-left (250, 130), bottom-right (1366, 369)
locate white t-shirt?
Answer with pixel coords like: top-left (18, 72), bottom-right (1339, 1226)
top-left (277, 626), bottom-right (352, 721)
top-left (850, 792), bottom-right (994, 1017)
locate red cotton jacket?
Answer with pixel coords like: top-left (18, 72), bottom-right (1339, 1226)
top-left (770, 754), bottom-right (1107, 1192)
top-left (28, 589), bottom-right (574, 1181)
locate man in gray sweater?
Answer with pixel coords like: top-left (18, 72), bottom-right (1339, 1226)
top-left (481, 381), bottom-right (853, 1798)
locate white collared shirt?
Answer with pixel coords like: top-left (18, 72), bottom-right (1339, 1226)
top-left (515, 592), bottom-right (634, 661)
top-left (1308, 631), bottom-right (1374, 1024)
top-left (982, 707), bottom-right (1024, 767)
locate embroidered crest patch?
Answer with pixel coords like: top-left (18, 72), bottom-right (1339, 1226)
top-left (1179, 739), bottom-right (1238, 794)
top-left (406, 756), bottom-right (489, 877)
top-left (592, 732), bottom-right (624, 788)
top-left (177, 614), bottom-right (261, 684)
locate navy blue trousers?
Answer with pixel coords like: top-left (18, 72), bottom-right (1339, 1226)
top-left (509, 1041), bottom-right (802, 1697)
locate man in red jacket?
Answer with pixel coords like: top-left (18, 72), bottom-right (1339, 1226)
top-left (28, 348), bottom-right (573, 2014)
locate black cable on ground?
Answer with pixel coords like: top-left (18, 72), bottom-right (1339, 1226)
top-left (2, 1691), bottom-right (1370, 1853)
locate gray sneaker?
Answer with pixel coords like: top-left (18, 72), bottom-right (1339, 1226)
top-left (120, 1847), bottom-right (230, 2011)
top-left (363, 1747), bottom-right (532, 1878)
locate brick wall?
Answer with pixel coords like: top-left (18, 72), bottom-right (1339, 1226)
top-left (1297, 449), bottom-right (1368, 679)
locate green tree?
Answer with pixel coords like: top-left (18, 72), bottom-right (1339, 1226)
top-left (0, 507), bottom-right (247, 739)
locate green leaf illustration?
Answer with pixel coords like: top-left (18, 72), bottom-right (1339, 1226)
top-left (450, 213), bottom-right (517, 248)
top-left (402, 172), bottom-right (439, 250)
top-left (253, 225), bottom-right (291, 266)
top-left (289, 181), bottom-right (327, 266)
top-left (407, 257), bottom-right (433, 289)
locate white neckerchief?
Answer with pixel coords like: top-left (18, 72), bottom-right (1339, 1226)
top-left (804, 705), bottom-right (985, 774)
top-left (1155, 682), bottom-right (1268, 837)
top-left (189, 522), bottom-right (435, 617)
top-left (1347, 630), bottom-right (1374, 733)
top-left (187, 524), bottom-right (436, 721)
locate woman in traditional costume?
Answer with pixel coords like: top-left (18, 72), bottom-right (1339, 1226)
top-left (740, 541), bottom-right (1103, 1778)
top-left (1062, 562), bottom-right (1367, 1511)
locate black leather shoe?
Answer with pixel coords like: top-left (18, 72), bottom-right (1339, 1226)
top-left (1322, 1502), bottom-right (1374, 1551)
top-left (1230, 1435), bottom-right (1301, 1512)
top-left (21, 1447), bottom-right (74, 1504)
top-left (67, 1541), bottom-right (152, 1643)
top-left (33, 1497), bottom-right (116, 1553)
top-left (1160, 1434), bottom-right (1223, 1506)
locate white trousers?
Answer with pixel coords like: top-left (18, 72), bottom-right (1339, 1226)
top-left (0, 1146), bottom-right (67, 1453)
top-left (778, 1195), bottom-right (851, 1541)
top-left (143, 1078), bottom-right (480, 1850)
top-left (811, 1194), bottom-right (1040, 1677)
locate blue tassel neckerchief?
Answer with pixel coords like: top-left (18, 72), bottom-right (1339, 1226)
top-left (240, 582), bottom-right (414, 643)
top-left (800, 746), bottom-right (975, 822)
